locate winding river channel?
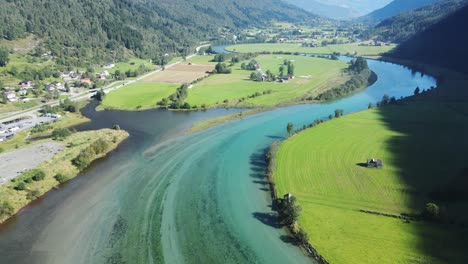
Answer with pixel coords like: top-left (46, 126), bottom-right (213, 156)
top-left (0, 58), bottom-right (435, 264)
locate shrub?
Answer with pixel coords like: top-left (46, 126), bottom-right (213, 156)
top-left (113, 124), bottom-right (121, 130)
top-left (26, 189), bottom-right (41, 200)
top-left (32, 169), bottom-right (46, 181)
top-left (52, 128), bottom-right (72, 140)
top-left (54, 174), bottom-right (68, 184)
top-left (24, 177), bottom-right (33, 183)
top-left (0, 201), bottom-right (14, 218)
top-left (73, 148), bottom-right (95, 169)
top-left (296, 227), bottom-right (309, 244)
top-left (15, 182), bottom-right (26, 191)
top-left (423, 203), bottom-right (440, 221)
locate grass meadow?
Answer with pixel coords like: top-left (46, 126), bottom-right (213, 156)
top-left (186, 55), bottom-right (348, 107)
top-left (226, 43), bottom-right (396, 57)
top-left (274, 104), bottom-right (468, 264)
top-left (101, 82), bottom-right (179, 110)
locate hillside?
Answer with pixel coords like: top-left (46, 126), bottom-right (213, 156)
top-left (362, 0), bottom-right (439, 22)
top-left (286, 0), bottom-right (391, 19)
top-left (286, 0), bottom-right (358, 19)
top-left (369, 0), bottom-right (468, 43)
top-left (389, 3), bottom-right (468, 74)
top-left (0, 0), bottom-right (314, 67)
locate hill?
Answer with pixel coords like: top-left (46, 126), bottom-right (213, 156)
top-left (389, 3), bottom-right (468, 74)
top-left (285, 0), bottom-right (358, 19)
top-left (0, 0), bottom-right (314, 67)
top-left (362, 0), bottom-right (439, 22)
top-left (368, 0), bottom-right (468, 43)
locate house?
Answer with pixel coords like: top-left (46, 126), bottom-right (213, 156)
top-left (257, 71), bottom-right (267, 82)
top-left (254, 63), bottom-right (261, 70)
top-left (278, 74), bottom-right (294, 81)
top-left (4, 91), bottom-right (17, 102)
top-left (98, 74), bottom-right (106, 80)
top-left (19, 80), bottom-right (33, 89)
top-left (80, 78), bottom-right (92, 84)
top-left (103, 63), bottom-right (115, 69)
top-left (367, 158), bottom-right (383, 168)
top-left (45, 84), bottom-right (56, 92)
top-left (18, 89), bottom-right (28, 96)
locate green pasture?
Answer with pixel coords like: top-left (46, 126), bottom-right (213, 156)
top-left (186, 55), bottom-right (348, 107)
top-left (226, 43), bottom-right (396, 56)
top-left (101, 82), bottom-right (178, 110)
top-left (274, 104), bottom-right (468, 263)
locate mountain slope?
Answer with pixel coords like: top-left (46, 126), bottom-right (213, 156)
top-left (369, 0), bottom-right (468, 43)
top-left (0, 0), bottom-right (315, 66)
top-left (388, 4), bottom-right (468, 74)
top-left (362, 0), bottom-right (439, 21)
top-left (286, 0), bottom-right (358, 19)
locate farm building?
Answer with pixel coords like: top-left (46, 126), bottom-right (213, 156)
top-left (367, 158), bottom-right (383, 168)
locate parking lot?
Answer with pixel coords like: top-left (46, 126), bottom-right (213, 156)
top-left (0, 114), bottom-right (58, 142)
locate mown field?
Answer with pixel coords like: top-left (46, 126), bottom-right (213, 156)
top-left (100, 82), bottom-right (179, 110)
top-left (274, 103), bottom-right (468, 264)
top-left (186, 54), bottom-right (349, 107)
top-left (226, 43), bottom-right (396, 56)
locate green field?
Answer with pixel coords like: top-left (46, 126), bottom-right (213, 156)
top-left (101, 82), bottom-right (178, 110)
top-left (186, 55), bottom-right (348, 107)
top-left (274, 104), bottom-right (468, 263)
top-left (226, 43), bottom-right (396, 56)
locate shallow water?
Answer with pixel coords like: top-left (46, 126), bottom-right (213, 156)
top-left (0, 59), bottom-right (436, 264)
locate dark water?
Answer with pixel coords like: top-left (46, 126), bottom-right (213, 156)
top-left (0, 59), bottom-right (436, 264)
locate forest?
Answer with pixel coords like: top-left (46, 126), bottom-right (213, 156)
top-left (0, 0), bottom-right (315, 67)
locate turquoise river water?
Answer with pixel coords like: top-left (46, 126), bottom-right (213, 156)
top-left (0, 59), bottom-right (436, 264)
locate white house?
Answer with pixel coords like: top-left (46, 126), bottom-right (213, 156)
top-left (4, 91), bottom-right (17, 102)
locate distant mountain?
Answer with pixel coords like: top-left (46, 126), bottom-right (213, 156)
top-left (388, 3), bottom-right (468, 74)
top-left (0, 0), bottom-right (315, 66)
top-left (286, 0), bottom-right (391, 19)
top-left (285, 0), bottom-right (358, 19)
top-left (362, 0), bottom-right (439, 21)
top-left (368, 0), bottom-right (468, 43)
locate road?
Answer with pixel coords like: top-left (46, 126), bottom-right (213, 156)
top-left (0, 44), bottom-right (210, 124)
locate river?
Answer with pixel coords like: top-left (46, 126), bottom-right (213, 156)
top-left (0, 59), bottom-right (436, 264)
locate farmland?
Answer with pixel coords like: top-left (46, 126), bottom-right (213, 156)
top-left (273, 104), bottom-right (468, 263)
top-left (186, 54), bottom-right (349, 107)
top-left (100, 82), bottom-right (179, 110)
top-left (225, 43), bottom-right (396, 57)
top-left (143, 63), bottom-right (214, 84)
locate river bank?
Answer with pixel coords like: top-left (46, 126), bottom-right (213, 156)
top-left (0, 128), bottom-right (129, 224)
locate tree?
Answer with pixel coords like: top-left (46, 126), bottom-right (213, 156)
top-left (287, 62), bottom-right (295, 75)
top-left (287, 122), bottom-right (294, 135)
top-left (281, 196), bottom-right (302, 226)
top-left (52, 128), bottom-right (72, 140)
top-left (382, 94), bottom-right (390, 105)
top-left (368, 102), bottom-right (373, 109)
top-left (113, 124), bottom-right (121, 130)
top-left (334, 109), bottom-right (344, 118)
top-left (0, 46), bottom-right (9, 67)
top-left (423, 203), bottom-right (440, 221)
top-left (414, 87), bottom-right (420, 95)
top-left (279, 65), bottom-right (285, 76)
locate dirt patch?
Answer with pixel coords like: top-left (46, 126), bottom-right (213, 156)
top-left (143, 63), bottom-right (215, 84)
top-left (0, 142), bottom-right (64, 185)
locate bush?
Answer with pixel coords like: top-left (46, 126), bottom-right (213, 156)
top-left (26, 189), bottom-right (41, 200)
top-left (15, 182), bottom-right (26, 191)
top-left (32, 169), bottom-right (46, 181)
top-left (0, 201), bottom-right (14, 218)
top-left (113, 124), bottom-right (121, 130)
top-left (54, 173), bottom-right (68, 184)
top-left (296, 227), bottom-right (309, 244)
top-left (52, 128), bottom-right (72, 140)
top-left (423, 203), bottom-right (440, 220)
top-left (73, 148), bottom-right (95, 169)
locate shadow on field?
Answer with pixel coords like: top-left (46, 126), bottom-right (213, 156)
top-left (375, 80), bottom-right (468, 262)
top-left (355, 163), bottom-right (368, 168)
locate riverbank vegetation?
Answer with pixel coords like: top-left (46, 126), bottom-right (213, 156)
top-left (272, 97), bottom-right (468, 263)
top-left (0, 128), bottom-right (129, 224)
